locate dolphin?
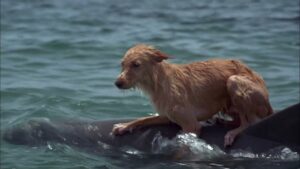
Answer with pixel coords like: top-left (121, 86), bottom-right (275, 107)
top-left (3, 103), bottom-right (300, 154)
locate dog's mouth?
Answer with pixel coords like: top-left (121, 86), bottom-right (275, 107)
top-left (114, 80), bottom-right (132, 89)
top-left (116, 85), bottom-right (131, 90)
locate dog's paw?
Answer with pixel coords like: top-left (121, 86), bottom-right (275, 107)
top-left (224, 131), bottom-right (237, 147)
top-left (111, 123), bottom-right (131, 135)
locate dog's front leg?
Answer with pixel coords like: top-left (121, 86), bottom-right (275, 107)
top-left (171, 107), bottom-right (202, 135)
top-left (177, 118), bottom-right (202, 135)
top-left (112, 115), bottom-right (170, 135)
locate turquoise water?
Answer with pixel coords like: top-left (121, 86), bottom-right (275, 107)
top-left (1, 0), bottom-right (299, 168)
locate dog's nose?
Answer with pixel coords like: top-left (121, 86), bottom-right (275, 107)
top-left (115, 80), bottom-right (124, 88)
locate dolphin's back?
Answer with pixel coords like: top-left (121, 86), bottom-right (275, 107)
top-left (3, 103), bottom-right (300, 153)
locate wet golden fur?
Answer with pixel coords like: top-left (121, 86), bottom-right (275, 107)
top-left (113, 44), bottom-right (273, 146)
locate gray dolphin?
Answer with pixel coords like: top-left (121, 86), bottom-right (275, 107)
top-left (3, 103), bottom-right (300, 154)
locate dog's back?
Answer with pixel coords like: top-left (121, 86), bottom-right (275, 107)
top-left (168, 59), bottom-right (270, 116)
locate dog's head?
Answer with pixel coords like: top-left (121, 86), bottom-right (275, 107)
top-left (115, 44), bottom-right (168, 89)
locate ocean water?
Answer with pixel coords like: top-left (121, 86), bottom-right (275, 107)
top-left (1, 0), bottom-right (299, 169)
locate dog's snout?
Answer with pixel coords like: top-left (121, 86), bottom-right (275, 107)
top-left (115, 80), bottom-right (124, 88)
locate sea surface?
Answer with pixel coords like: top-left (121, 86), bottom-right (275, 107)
top-left (1, 0), bottom-right (299, 169)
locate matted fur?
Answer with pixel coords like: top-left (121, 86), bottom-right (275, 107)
top-left (114, 44), bottom-right (273, 146)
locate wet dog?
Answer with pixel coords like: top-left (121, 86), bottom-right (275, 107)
top-left (112, 44), bottom-right (273, 146)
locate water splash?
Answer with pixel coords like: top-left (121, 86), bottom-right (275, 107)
top-left (230, 147), bottom-right (300, 161)
top-left (151, 132), bottom-right (226, 160)
top-left (151, 132), bottom-right (299, 161)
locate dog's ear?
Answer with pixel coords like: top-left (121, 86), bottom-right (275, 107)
top-left (153, 51), bottom-right (169, 62)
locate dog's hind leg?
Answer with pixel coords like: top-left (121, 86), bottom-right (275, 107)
top-left (224, 75), bottom-right (271, 147)
top-left (224, 113), bottom-right (250, 147)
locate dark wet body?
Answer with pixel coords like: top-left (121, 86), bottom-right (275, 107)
top-left (3, 103), bottom-right (300, 154)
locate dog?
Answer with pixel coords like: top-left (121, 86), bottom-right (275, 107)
top-left (112, 44), bottom-right (273, 147)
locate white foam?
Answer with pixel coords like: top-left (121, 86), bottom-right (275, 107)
top-left (230, 147), bottom-right (300, 161)
top-left (151, 132), bottom-right (226, 160)
top-left (151, 132), bottom-right (300, 161)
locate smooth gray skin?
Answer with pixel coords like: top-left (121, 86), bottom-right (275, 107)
top-left (3, 103), bottom-right (300, 154)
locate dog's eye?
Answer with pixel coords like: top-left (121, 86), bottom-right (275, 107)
top-left (132, 62), bottom-right (141, 68)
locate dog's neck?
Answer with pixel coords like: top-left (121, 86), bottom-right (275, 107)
top-left (137, 61), bottom-right (177, 99)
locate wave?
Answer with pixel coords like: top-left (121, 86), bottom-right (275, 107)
top-left (149, 132), bottom-right (299, 161)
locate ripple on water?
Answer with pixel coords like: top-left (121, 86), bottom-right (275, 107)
top-left (1, 0), bottom-right (299, 168)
